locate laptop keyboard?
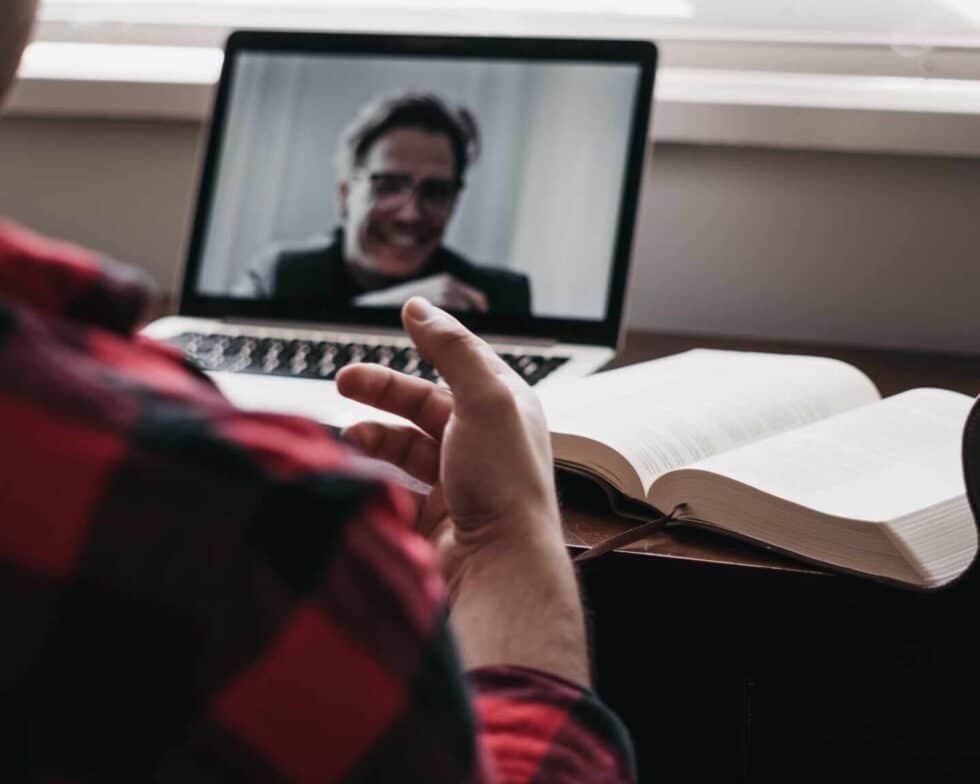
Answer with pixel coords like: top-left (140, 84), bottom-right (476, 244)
top-left (168, 332), bottom-right (570, 387)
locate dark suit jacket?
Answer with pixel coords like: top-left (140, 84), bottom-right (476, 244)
top-left (268, 229), bottom-right (532, 316)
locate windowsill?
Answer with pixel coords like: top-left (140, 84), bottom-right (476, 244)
top-left (6, 41), bottom-right (980, 158)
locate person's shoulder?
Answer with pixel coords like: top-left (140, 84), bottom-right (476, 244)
top-left (275, 233), bottom-right (344, 274)
top-left (266, 233), bottom-right (345, 299)
top-left (0, 219), bottom-right (152, 333)
top-left (236, 233), bottom-right (339, 299)
top-left (274, 233), bottom-right (337, 258)
top-left (265, 233), bottom-right (337, 270)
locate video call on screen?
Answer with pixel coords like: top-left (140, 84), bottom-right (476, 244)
top-left (196, 52), bottom-right (641, 321)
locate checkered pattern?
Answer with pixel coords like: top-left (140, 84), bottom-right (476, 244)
top-left (0, 219), bottom-right (635, 782)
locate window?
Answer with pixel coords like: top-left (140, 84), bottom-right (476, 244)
top-left (21, 2), bottom-right (980, 157)
top-left (38, 1), bottom-right (980, 47)
top-left (34, 2), bottom-right (980, 82)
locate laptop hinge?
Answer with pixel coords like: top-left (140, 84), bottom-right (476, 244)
top-left (479, 333), bottom-right (556, 347)
top-left (220, 318), bottom-right (558, 347)
top-left (221, 318), bottom-right (402, 336)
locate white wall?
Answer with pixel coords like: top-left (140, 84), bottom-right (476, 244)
top-left (0, 118), bottom-right (199, 296)
top-left (1, 115), bottom-right (978, 354)
top-left (626, 144), bottom-right (980, 354)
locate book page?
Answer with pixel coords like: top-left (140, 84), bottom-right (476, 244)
top-left (540, 349), bottom-right (880, 495)
top-left (682, 388), bottom-right (972, 520)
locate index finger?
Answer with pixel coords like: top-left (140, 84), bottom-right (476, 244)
top-left (401, 297), bottom-right (518, 404)
top-left (336, 362), bottom-right (453, 439)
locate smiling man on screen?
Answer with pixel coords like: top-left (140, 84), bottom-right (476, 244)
top-left (238, 92), bottom-right (533, 315)
top-left (0, 2), bottom-right (633, 781)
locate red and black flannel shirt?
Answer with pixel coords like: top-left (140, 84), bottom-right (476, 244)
top-left (0, 219), bottom-right (635, 783)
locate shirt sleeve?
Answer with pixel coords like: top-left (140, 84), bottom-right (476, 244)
top-left (470, 666), bottom-right (637, 784)
top-left (140, 412), bottom-right (636, 783)
top-left (2, 381), bottom-right (632, 782)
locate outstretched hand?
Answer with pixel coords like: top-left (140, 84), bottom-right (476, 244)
top-left (337, 297), bottom-right (587, 684)
top-left (336, 297), bottom-right (561, 589)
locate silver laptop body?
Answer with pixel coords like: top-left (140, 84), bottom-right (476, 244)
top-left (143, 31), bottom-right (657, 429)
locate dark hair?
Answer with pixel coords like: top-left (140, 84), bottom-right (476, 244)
top-left (336, 91), bottom-right (481, 183)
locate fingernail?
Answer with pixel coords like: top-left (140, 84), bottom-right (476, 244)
top-left (404, 297), bottom-right (437, 323)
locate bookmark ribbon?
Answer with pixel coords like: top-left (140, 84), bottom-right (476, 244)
top-left (572, 504), bottom-right (686, 564)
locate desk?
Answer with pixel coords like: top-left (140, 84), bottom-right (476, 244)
top-left (565, 332), bottom-right (980, 782)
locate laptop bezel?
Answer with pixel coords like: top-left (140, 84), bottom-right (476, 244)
top-left (179, 30), bottom-right (657, 348)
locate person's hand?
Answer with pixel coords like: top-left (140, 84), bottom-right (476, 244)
top-left (336, 297), bottom-right (560, 583)
top-left (336, 298), bottom-right (588, 685)
top-left (431, 275), bottom-right (489, 313)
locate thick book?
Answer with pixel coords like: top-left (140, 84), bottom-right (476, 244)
top-left (538, 349), bottom-right (978, 589)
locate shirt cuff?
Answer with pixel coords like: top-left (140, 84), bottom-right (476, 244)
top-left (468, 665), bottom-right (636, 784)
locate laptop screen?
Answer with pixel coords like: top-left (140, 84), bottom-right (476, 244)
top-left (183, 33), bottom-right (655, 346)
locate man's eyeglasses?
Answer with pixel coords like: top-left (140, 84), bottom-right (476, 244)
top-left (354, 171), bottom-right (462, 216)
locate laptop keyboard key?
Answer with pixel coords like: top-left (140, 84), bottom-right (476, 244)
top-left (167, 332), bottom-right (568, 387)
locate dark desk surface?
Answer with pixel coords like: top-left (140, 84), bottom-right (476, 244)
top-left (560, 330), bottom-right (980, 598)
top-left (556, 335), bottom-right (980, 780)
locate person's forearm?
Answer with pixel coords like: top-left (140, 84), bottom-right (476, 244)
top-left (448, 525), bottom-right (590, 687)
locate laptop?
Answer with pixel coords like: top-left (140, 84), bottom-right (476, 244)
top-left (143, 30), bottom-right (657, 428)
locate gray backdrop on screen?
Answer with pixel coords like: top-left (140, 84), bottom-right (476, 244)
top-left (198, 53), bottom-right (638, 319)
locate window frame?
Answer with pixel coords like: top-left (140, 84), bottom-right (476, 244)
top-left (12, 2), bottom-right (980, 159)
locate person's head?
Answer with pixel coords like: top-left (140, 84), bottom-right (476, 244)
top-left (0, 0), bottom-right (38, 105)
top-left (335, 92), bottom-right (480, 279)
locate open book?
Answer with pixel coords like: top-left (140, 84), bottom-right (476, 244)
top-left (539, 349), bottom-right (978, 589)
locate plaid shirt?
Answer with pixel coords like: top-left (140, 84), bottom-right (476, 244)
top-left (0, 220), bottom-right (634, 783)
